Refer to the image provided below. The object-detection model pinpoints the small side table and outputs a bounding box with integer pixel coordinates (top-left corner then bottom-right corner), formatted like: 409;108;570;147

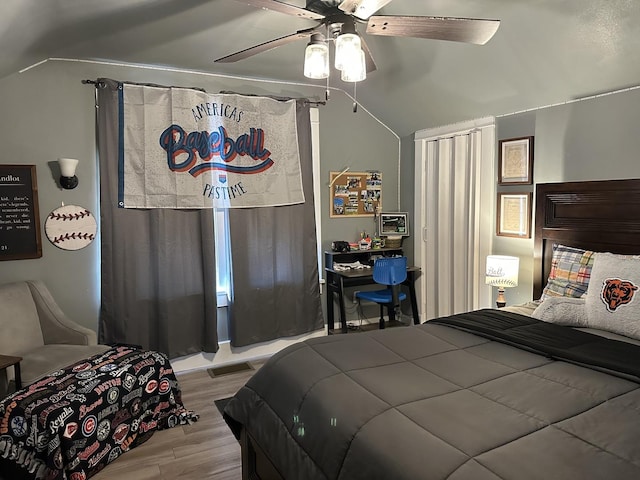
0;354;23;390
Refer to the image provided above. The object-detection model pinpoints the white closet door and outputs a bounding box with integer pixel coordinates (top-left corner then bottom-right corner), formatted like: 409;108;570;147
414;119;495;321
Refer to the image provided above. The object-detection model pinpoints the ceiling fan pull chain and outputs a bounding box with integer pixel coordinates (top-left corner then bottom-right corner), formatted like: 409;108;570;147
353;82;358;113
324;23;331;103
326;75;330;102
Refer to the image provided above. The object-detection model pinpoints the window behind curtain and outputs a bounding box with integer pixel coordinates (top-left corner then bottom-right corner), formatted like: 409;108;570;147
215;208;230;307
214;107;321;308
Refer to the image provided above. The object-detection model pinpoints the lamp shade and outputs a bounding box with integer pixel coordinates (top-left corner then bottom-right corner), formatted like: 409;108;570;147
334;32;361;71
58;157;79;189
485;255;519;288
303;34;329;79
58;158;78;177
340;49;366;82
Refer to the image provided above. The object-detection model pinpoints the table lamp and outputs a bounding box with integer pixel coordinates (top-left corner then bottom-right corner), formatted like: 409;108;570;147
485;255;519;308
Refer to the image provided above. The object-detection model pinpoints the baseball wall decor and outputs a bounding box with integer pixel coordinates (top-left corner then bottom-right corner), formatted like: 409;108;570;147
45;204;97;251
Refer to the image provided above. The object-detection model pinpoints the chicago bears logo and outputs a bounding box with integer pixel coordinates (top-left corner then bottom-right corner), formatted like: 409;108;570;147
601;278;638;312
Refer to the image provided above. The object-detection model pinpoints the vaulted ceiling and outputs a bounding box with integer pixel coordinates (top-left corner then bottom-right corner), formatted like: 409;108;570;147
4;0;640;136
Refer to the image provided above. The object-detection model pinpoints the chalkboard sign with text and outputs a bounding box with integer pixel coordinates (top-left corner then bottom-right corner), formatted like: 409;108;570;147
0;164;42;260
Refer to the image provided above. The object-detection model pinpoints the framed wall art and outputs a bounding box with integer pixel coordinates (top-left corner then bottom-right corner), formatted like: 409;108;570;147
45;204;97;251
497;192;532;238
379;212;409;237
0;164;42;260
330;170;382;217
498;136;534;185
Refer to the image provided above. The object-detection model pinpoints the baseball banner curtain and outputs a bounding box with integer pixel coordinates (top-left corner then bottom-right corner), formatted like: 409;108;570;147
119;83;305;209
97;78;218;359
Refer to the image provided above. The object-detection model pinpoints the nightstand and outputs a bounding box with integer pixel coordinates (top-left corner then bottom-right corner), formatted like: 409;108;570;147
0;354;23;390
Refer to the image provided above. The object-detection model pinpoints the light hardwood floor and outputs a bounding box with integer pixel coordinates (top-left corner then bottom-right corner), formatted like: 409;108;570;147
92;362;262;480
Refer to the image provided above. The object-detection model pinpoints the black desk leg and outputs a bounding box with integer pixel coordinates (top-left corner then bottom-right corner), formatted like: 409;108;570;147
325;271;347;333
326;275;335;331
338;277;347;333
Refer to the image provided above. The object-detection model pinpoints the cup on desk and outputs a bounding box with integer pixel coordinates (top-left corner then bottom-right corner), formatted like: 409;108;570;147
373;237;384;249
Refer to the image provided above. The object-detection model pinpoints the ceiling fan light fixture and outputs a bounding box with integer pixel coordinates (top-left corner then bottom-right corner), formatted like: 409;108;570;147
304;34;329;79
334;32;361;71
340;48;366;82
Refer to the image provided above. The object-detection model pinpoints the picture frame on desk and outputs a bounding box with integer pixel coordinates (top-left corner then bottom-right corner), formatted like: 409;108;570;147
379;212;409;237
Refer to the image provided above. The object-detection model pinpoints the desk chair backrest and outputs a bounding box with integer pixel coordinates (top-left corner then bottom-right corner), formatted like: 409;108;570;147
372;256;407;286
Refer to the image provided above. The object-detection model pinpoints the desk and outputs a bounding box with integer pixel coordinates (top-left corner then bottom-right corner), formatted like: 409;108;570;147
325;264;420;334
0;354;22;390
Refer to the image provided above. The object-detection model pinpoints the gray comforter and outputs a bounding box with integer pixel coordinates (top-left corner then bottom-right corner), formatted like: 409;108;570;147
224;309;640;479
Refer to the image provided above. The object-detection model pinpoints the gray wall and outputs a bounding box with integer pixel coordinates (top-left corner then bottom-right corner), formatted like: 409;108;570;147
318;100;401;250
0;60;401;334
3;58;639;335
495;89;640;304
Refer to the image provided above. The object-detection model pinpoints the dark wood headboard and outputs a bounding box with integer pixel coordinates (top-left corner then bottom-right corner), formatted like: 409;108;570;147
534;178;640;299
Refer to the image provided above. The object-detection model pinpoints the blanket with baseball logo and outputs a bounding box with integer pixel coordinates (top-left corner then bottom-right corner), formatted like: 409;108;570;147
0;346;198;480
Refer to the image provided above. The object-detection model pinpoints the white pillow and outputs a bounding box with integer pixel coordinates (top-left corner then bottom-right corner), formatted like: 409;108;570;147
532;297;587;327
584;252;640;339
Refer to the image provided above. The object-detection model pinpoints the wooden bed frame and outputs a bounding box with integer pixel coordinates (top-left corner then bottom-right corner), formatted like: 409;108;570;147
240;178;640;480
534;178;640;299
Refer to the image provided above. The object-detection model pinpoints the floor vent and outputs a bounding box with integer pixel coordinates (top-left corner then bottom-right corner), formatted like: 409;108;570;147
207;362;254;378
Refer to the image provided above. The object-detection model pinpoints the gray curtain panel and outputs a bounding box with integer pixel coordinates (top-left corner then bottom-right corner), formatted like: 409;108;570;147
228;99;324;347
96;78;218;358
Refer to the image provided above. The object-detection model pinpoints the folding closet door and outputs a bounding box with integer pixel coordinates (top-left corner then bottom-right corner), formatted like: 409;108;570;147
414;120;496;320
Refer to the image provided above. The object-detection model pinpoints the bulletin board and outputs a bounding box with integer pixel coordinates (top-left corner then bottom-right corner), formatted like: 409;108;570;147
0;164;42;260
330;170;382;217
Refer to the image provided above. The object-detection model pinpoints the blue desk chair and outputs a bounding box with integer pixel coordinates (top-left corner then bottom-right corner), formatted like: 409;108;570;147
356;256;408;329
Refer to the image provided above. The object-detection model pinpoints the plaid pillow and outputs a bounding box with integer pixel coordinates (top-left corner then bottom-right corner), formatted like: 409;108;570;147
540;244;595;300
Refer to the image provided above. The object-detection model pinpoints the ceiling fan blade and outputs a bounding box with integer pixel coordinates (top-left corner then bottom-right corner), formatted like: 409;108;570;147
359;37;377;73
215;26;321;63
338;0;394;20
232;0;324;20
367;16;500;45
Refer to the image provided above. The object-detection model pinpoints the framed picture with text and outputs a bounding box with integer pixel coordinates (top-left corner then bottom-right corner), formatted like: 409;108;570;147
497;192;532;238
0;164;42;260
498;136;534;185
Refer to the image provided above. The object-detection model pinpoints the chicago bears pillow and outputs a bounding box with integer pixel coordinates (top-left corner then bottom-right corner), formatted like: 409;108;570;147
584;252;640;339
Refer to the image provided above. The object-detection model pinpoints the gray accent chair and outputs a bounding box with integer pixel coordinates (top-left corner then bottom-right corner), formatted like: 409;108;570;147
0;280;110;396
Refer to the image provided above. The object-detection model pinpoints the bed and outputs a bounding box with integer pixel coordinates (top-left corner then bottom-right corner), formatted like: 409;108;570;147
223;178;640;480
0;345;198;480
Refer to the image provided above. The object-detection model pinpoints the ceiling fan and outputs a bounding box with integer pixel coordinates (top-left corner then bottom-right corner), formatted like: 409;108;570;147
214;0;500;74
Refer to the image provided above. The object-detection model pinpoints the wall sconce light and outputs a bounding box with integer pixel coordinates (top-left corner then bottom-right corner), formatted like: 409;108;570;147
58;158;79;190
485;255;519;307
